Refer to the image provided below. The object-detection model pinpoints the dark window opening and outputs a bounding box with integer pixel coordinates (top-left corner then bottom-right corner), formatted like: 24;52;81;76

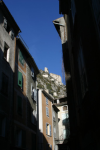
4;43;9;60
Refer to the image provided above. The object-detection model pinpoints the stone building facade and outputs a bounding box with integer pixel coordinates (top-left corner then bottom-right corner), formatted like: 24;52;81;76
0;1;20;149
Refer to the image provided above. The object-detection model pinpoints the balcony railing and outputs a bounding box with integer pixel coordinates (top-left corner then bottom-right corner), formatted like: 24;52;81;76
17;34;29;51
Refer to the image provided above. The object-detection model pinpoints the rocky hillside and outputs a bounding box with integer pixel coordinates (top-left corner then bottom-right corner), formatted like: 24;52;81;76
37;68;66;99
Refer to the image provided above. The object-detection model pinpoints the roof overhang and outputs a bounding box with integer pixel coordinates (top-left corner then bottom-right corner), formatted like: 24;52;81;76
53;17;65;38
42;90;54;101
0;0;21;35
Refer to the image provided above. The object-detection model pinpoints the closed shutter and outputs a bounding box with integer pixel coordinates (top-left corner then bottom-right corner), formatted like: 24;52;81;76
18;71;22;88
46;123;47;135
19;50;24;65
34;89;37;101
50;125;51;136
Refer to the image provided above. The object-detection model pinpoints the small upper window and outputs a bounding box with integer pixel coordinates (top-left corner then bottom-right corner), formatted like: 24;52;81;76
63;106;68;111
3;17;10;33
62;105;68;111
31;67;34;78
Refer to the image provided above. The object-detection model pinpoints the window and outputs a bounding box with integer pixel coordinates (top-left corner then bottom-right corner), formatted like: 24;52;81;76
46;107;49;117
46;97;48;105
62;105;68;111
78;44;88;98
17;96;22;116
62;113;69;125
19;50;24;66
15;128;26;148
31;67;34;78
0;116;6;137
1;73;8;95
18;71;22;89
31;84;37;102
46;123;51;136
3;17;7;29
54;128;56;138
4;42;9;62
63;129;66;140
31;110;36;125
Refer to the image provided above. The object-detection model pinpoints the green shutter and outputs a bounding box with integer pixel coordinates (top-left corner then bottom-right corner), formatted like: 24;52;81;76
18;71;22;88
19;50;24;65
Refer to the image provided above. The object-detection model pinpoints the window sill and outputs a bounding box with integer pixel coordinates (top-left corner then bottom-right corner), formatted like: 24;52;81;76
46;115;49;118
46;135;51;137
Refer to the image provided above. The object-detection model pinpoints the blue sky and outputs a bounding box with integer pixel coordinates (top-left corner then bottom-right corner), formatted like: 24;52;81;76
3;0;65;84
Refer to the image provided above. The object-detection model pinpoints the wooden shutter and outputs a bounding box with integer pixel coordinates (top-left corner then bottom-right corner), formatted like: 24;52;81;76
19;50;24;65
18;71;22;88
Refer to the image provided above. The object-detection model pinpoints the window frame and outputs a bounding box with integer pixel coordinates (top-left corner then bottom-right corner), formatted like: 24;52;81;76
46;107;49;117
62;105;68;112
46;97;48;105
46;123;51;136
